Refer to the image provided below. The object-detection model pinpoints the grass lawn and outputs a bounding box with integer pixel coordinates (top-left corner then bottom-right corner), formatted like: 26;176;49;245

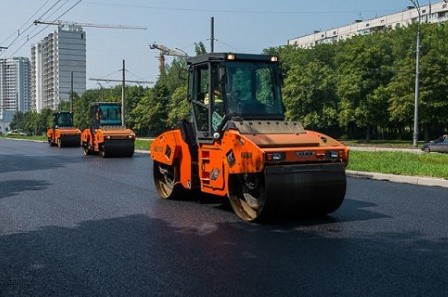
135;138;152;151
0;134;47;141
348;151;448;179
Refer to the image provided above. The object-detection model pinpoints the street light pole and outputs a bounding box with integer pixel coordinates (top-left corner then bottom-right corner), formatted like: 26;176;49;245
410;0;421;148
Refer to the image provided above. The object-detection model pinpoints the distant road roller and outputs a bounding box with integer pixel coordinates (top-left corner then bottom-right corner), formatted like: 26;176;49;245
150;53;349;221
81;102;135;157
47;111;81;147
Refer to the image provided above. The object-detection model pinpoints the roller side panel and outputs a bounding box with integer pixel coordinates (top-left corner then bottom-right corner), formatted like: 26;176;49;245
151;129;195;190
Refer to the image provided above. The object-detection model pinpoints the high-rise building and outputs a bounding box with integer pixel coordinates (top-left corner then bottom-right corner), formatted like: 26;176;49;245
288;1;448;48
31;25;86;111
0;57;31;131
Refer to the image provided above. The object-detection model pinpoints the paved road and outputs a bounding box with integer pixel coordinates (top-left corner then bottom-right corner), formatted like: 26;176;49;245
1;138;448;297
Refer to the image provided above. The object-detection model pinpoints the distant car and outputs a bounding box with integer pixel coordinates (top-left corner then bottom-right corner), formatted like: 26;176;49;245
422;136;448;153
5;129;27;136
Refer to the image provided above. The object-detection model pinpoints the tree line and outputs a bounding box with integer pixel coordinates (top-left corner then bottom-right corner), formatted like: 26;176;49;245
10;23;448;141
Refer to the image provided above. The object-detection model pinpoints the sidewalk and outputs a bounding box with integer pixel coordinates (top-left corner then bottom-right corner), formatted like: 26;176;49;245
348;146;423;154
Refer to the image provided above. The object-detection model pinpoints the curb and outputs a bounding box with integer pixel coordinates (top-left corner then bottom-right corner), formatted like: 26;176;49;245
347;170;448;189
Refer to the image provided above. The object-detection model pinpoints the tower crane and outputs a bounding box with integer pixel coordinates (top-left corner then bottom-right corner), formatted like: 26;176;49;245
34;20;147;30
149;43;188;74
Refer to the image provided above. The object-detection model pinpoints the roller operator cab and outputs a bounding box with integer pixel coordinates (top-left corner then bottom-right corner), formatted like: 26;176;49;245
150;53;349;221
81;102;135;157
47;111;81;147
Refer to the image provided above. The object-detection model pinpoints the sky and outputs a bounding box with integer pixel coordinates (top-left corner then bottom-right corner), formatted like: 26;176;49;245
0;0;431;89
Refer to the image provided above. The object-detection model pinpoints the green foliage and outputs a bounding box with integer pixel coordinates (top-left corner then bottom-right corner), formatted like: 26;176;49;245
277;22;448;140
283;61;338;129
194;42;207;55
166;85;190;128
9;109;53;136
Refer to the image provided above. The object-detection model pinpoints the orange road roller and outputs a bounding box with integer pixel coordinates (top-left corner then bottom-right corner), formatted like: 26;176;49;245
150;53;349;221
47;111;81;147
81;102;135;157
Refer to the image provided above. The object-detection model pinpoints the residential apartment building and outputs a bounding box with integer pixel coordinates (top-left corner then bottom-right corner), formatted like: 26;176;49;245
0;57;30;132
288;1;448;48
31;25;86;111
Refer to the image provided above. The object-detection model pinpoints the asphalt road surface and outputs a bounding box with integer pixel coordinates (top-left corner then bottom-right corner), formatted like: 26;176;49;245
1;138;447;297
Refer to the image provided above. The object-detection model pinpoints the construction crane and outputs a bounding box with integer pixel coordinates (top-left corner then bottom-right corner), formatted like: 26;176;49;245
34;20;147;30
149;43;188;74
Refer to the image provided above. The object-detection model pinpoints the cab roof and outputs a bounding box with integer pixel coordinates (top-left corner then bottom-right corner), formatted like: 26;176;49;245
186;53;278;65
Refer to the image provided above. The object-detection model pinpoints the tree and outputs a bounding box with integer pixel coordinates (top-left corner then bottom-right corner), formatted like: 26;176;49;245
166;85;190;128
283;61;338;131
418;23;448;140
335;34;393;140
194;42;207;55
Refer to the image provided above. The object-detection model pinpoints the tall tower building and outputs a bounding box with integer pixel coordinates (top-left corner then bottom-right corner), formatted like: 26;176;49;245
31;25;86;111
0;57;31;131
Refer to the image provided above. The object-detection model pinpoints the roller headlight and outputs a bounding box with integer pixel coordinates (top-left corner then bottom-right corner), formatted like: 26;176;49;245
266;152;285;162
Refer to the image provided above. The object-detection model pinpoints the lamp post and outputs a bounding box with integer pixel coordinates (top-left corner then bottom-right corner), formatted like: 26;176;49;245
410;0;421;148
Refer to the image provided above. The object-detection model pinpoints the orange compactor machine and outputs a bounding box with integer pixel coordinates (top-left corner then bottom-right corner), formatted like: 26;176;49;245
150;53;349;221
47;111;81;147
81;102;135;157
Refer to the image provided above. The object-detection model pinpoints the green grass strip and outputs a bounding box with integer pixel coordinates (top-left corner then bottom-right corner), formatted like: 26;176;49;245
348;151;448;179
135;138;152;151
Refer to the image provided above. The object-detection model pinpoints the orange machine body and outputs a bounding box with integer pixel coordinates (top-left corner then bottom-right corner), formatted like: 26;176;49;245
81;102;135;157
47;111;80;147
150;121;349;198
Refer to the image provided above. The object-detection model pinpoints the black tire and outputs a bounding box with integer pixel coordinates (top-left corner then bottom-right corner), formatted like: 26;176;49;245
153;161;183;199
82;142;92;156
423;146;430;153
228;173;267;222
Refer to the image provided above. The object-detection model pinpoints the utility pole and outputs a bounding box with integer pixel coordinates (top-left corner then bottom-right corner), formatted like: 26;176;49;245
122;60;125;126
410;0;421;148
210;17;215;53
70;71;74;113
